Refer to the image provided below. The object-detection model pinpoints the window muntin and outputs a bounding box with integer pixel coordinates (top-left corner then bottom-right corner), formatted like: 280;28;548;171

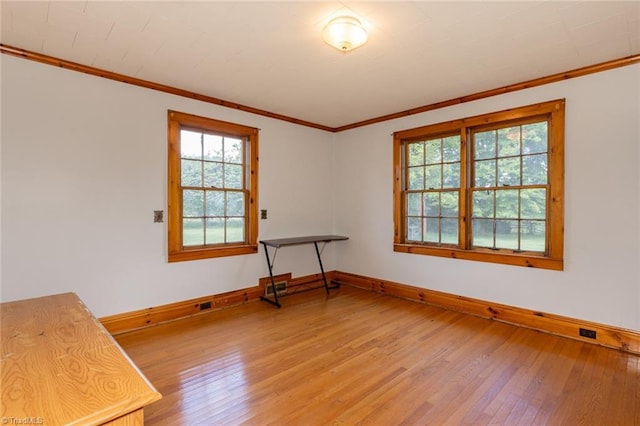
168;111;258;262
393;100;564;270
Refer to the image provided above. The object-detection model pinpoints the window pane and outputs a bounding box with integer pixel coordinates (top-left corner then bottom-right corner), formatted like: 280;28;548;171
495;190;518;218
205;218;224;244
472;218;494;248
473;190;494;218
441;218;458;244
521;189;546;219
441;192;458;217
424;192;439;217
497;157;520;186
204;162;223;188
407;217;422;241
442;136;460;162
203;134;223;161
408;166;424;190
227;192;244;217
442;163;460;188
407;193;422;216
224;137;243;164
424;217;439;243
522;154;547;185
425;165;441;189
522;122;547;154
226;218;244;242
181;130;202;159
475;131;496;159
408;142;424;166
495;220;518;249
424;140;442;164
183;190;204;217
183;218;204;246
521;221;546;252
475;160;496;187
497;126;521;157
225;164;243;189
181;159;202;187
205;190;224;217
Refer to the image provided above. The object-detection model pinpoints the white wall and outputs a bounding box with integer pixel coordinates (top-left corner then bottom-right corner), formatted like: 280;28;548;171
333;64;640;331
2;55;639;331
0;55;337;317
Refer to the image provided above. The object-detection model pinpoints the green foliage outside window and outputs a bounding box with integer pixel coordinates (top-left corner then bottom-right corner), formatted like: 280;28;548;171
179;129;245;246
394;99;564;270
404;120;549;253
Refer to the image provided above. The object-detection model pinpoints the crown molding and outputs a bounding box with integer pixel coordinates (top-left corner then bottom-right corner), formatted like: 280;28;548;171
0;44;334;132
333;54;640;132
2;44;639;133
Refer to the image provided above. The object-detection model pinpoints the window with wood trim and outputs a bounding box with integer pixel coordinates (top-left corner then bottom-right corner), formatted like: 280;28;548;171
393;99;565;270
168;111;258;262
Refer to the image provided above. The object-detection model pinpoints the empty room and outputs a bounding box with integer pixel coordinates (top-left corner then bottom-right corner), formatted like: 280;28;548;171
1;1;639;425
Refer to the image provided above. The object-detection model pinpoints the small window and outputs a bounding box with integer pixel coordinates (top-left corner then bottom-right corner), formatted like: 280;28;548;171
168;111;258;262
393;100;564;270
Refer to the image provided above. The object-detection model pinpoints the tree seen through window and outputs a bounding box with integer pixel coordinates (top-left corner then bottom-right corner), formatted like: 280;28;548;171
393;100;565;270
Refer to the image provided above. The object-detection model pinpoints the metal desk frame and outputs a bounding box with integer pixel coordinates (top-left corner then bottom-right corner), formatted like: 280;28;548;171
259;235;348;308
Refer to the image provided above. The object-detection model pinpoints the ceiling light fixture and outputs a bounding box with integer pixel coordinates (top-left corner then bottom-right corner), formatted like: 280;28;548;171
322;16;368;52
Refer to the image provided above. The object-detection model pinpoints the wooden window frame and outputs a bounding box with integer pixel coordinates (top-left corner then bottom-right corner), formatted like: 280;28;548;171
393;99;565;270
168;111;258;262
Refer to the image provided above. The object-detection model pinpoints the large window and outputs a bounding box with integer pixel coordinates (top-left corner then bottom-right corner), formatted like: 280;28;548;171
168;111;258;262
393;100;564;270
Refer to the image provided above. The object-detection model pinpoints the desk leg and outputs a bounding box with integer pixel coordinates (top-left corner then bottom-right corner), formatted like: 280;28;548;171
313;242;339;295
260;243;281;308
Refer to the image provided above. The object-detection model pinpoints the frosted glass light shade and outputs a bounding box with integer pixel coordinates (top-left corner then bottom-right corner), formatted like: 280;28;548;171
322;16;368;52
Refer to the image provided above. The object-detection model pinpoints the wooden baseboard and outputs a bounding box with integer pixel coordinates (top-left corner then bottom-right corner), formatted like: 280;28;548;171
102;269;639;355
100;271;335;335
333;271;640;355
100;286;262;335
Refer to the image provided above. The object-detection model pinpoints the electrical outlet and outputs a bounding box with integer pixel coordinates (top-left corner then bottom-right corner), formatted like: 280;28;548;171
153;210;164;223
579;328;596;339
261;209;267;219
199;301;212;310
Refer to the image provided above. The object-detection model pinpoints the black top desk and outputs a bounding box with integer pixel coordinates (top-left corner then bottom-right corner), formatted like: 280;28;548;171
259;235;348;307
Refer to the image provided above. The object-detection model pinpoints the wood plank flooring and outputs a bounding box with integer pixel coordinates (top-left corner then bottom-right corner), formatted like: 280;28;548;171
116;285;640;425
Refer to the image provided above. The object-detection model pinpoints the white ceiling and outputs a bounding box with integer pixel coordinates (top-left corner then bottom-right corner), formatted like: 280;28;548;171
2;1;639;129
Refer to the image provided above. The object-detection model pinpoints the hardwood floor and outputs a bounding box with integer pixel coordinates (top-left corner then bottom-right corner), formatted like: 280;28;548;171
116;285;640;425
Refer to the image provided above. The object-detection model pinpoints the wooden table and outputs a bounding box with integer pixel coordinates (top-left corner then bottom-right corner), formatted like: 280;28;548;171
1;293;161;425
259;235;348;308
